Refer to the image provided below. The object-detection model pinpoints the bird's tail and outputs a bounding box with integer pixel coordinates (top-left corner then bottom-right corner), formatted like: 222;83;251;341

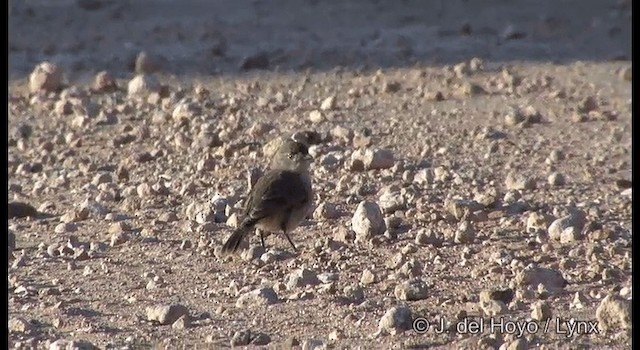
221;226;250;254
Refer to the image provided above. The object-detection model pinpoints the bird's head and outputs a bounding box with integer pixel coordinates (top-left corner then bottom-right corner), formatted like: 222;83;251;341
270;139;313;171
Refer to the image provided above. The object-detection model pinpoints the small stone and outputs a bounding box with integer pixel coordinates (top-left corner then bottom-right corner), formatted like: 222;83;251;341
301;339;326;350
230;330;251;346
383;81;402;93
548;172;566;186
578;96;598;113
55;222;77;233
445;198;483;220
109;221;131;234
505;171;536;190
343;284;365;302
49;339;97;350
515;266;567;291
127;74;160;97
172;99;201;121
385;216;402;231
251;332;271;345
320;96;336;111
171;315;191;330
330;125;354;142
284;337;300;348
394;279;428;301
560;226;581;244
328;329;343;341
241;246;266;262
308;110;324;123
549;150;565;162
351;201;386;241
29;61;63;93
8;317;33;333
459;81;485;96
93;71;117;92
110;231;129;246
361;269;377;285
570;292;588;309
92;172;113;185
596;294;631;332
424;90;445;101
454;221;476;244
548;213;586;241
247;121;272;138
378;188;406;214
286;268;320;289
351;148;395;170
146;304;189;325
414;229;442;246
530;301;552;321
377;306;413;335
236;288;279;308
313;202;340;220
479;300;507;316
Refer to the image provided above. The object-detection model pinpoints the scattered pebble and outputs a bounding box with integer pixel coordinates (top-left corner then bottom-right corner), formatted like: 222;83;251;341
8;316;33;333
394;279;428;301
596;294;631;332
530;301;552;320
350;148;395;170
361;269;377;285
515;266;567;291
236;287;279;308
286;268;320;289
377;306;413;335
320;96;337;111
548;172;566;186
505;171;536;190
29;61;63;93
127;74;160;97
548;212;586;241
146;304;189;325
351;201;386;242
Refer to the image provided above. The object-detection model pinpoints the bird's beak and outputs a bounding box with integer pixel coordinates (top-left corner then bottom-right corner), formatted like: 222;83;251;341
303;154;313;161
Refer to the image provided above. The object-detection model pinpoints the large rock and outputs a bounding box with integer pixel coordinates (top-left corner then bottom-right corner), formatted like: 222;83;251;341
146;304;189;325
236;287;279;308
351;201;386;241
596;294;631;332
29;62;63;93
515;266;567;291
350;148;395;171
377;306;413;335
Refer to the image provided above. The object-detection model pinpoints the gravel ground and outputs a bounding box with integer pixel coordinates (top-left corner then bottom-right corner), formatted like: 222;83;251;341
8;0;631;349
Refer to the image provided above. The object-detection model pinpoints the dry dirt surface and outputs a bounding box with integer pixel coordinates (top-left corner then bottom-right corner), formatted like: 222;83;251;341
8;0;632;349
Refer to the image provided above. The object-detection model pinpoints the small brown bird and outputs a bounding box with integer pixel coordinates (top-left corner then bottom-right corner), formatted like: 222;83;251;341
221;139;314;254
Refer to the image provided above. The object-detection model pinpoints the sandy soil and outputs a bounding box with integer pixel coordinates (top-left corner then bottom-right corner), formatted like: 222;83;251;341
8;0;631;349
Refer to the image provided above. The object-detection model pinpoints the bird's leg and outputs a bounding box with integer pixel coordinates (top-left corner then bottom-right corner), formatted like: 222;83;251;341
259;229;266;248
282;230;297;252
280;220;298;252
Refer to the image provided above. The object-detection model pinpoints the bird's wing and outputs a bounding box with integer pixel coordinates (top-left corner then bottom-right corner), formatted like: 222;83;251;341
243;170;310;223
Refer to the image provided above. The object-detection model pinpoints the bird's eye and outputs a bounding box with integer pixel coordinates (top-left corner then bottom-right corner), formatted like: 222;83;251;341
288;153;295;159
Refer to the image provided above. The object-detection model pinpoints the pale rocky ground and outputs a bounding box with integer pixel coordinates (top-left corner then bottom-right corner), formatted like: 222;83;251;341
8;0;632;349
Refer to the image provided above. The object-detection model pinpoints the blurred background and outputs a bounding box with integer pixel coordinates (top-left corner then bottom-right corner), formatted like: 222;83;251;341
9;0;631;81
